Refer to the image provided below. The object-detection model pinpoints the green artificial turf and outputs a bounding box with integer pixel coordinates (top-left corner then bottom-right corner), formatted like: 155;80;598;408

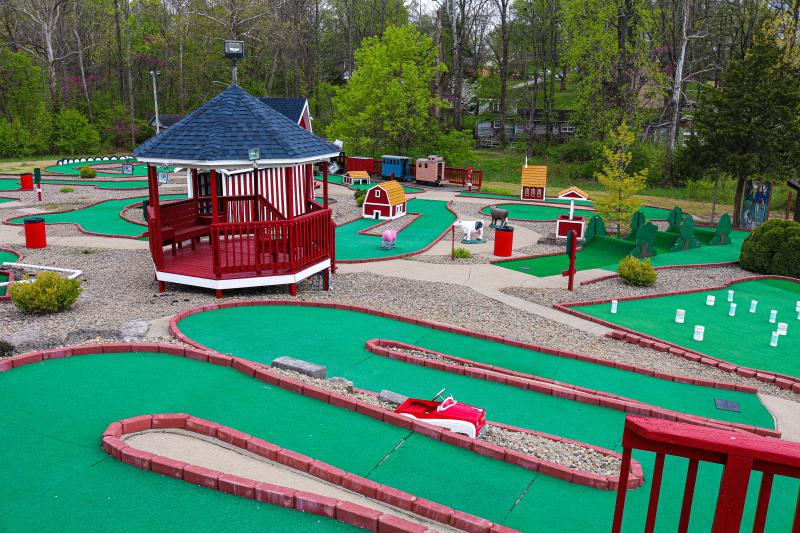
0;178;21;191
1;176;149;190
175;304;795;531
459;191;593;206
496;229;749;277
0;249;20;296
480;202;593;221
0;197;12;203
45;159;173;178
7;195;185;237
317;174;423;194
576;278;800;379
335;198;456;260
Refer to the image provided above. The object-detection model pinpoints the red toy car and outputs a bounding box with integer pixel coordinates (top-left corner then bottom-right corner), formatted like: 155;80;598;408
395;389;487;439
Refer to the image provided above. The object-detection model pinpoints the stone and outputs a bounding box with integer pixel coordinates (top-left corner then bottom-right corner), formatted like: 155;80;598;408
379;390;408;406
118;320;150;342
3;330;61;354
271;356;326;379
327;377;353;392
65;328;119;344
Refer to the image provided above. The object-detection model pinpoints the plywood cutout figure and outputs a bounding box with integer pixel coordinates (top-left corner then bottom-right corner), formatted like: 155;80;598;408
671;215;701;251
625;210;647;241
584;215;606;244
710;213;732;245
666;206;684;233
631;222;659;258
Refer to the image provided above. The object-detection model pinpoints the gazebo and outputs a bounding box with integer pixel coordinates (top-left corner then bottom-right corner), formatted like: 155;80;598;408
134;85;338;297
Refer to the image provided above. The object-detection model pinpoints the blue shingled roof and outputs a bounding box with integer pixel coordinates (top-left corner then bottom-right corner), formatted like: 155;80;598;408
258;97;308;124
134;86;338;164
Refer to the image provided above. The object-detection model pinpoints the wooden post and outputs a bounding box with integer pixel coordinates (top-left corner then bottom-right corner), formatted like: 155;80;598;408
306;163;313;204
286;166;295;219
711;454;753;532
210;169;219;224
787;190;793;220
451;225;455;260
322;161;329;209
562;230;577;291
611;446;633;533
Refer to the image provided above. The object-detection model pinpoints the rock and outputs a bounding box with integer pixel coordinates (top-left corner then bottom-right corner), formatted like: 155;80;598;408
119;320;150;342
65;328;118;344
327;377;353;392
271;356;326;379
2;330;61;354
379;390;408;405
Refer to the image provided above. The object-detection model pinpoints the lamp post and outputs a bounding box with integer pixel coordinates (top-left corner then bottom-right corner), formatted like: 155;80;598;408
224;40;245;86
149;70;161;134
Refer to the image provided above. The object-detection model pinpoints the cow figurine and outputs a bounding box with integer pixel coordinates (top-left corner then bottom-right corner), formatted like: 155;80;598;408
382;229;398;249
489;207;508;228
453;220;484;241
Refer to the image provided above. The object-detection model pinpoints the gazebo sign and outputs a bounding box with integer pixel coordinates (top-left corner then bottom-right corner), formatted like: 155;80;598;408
157;171;169;184
122;163;134;175
248;147;260;161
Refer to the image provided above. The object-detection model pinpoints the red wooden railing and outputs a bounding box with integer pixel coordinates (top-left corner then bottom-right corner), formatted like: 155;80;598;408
612;415;800;533
210;208;332;276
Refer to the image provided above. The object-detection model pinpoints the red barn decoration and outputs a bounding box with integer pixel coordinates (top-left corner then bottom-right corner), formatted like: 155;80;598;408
134;85;340;298
343;170;371;185
362;181;407;220
521;165;547;200
558;186;590;201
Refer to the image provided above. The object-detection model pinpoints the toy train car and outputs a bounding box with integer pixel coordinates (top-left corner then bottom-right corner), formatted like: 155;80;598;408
380;155;414;182
345;156;375;174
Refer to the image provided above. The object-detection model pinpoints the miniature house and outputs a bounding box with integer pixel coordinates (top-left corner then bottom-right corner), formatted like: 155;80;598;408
415;155;445;185
134;85;340;298
557;186;589;201
521;165;547;200
363;181;407;220
343;170;371;185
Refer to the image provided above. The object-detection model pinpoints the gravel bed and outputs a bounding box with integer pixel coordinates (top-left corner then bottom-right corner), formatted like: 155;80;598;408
483;425;621;476
409;253;492;265
271;365;620;476
360;214;421;235
387;346;474;367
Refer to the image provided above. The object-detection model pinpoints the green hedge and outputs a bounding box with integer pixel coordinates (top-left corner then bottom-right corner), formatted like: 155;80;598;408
739;219;800;278
617;256;657;286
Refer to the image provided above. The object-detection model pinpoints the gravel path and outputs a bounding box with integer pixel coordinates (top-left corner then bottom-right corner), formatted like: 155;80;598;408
360;214;421;236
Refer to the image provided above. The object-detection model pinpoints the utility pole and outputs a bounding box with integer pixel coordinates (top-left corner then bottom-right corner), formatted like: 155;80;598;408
149;70;161;134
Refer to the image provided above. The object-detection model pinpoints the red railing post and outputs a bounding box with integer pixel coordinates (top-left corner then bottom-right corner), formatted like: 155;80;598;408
712;455;754;532
677;458;699;533
644;452;666;533
611;445;633;533
752;473;775;533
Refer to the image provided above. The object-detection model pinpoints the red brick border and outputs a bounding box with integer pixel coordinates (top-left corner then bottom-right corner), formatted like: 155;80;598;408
364;339;772;438
357;213;422;237
336;199;459;264
103;413;511;532
556;275;800;394
0;247;23;303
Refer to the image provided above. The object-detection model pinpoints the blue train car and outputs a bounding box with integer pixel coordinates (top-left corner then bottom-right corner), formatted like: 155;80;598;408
380;155;413;181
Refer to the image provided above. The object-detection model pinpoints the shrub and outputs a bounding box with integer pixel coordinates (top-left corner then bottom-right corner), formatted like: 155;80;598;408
452;247;473;259
59;186;75;193
53;108;100;154
740;219;800;278
617;256;657;286
354;189;367;207
9;271;82;313
79;166;97;179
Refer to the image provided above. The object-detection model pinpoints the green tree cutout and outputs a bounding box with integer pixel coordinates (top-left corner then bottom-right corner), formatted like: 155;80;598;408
326;25;446;157
593;123;648;237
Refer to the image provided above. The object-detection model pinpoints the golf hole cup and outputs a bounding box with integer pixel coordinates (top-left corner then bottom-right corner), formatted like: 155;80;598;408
706;295;716;306
769;309;778;324
750;300;758;313
675;309;686;323
729;303;737;317
694;325;705;342
778;322;788;336
727;290;734;302
611;300;618;314
770;331;779;347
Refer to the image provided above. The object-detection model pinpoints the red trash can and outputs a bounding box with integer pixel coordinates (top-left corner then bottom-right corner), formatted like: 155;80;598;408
494;226;514;257
24;217;47;249
19;173;34;190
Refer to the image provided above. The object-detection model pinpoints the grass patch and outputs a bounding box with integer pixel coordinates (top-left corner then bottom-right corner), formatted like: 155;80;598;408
453;247;473;259
59;187;75;193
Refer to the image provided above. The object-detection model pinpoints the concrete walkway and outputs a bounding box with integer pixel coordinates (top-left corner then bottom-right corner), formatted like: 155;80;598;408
0;219;149;250
759;394;800;442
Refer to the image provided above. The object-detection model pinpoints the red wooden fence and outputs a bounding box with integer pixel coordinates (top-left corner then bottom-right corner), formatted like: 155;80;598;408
612;415;800;533
211;208;332;276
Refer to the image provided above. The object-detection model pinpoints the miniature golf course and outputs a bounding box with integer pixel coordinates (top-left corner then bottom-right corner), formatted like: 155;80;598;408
0;249;20;296
496;229;749;278
317;175;423;194
171;304;796;531
460;191;593;206
6;195;185;238
0;177;149;190
45;159;173;178
480;202;672;222
572;278;800;379
335;199;455;261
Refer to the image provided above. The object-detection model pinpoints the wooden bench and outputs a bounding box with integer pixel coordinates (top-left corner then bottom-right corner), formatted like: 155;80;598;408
159;199;211;254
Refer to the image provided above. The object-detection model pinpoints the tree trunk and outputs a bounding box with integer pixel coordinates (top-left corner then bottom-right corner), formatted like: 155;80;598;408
663;0;691;186
526;70;539;155
733;176;747;227
124;0;135;147
496;0;510;147
113;0;125;104
451;0;463;130
73;5;93;121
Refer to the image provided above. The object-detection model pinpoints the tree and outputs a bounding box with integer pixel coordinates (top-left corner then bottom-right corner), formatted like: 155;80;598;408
685;37;800;225
327;25;446;156
594;123;648;236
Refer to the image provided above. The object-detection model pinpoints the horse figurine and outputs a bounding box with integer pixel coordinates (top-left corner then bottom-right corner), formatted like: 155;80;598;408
382;229;398;249
453;219;484;241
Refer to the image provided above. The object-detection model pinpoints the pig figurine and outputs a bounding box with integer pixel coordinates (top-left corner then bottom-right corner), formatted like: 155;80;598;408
382;229;398;249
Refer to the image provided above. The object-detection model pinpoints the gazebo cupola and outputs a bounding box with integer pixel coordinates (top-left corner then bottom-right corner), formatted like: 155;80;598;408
134;85;339;297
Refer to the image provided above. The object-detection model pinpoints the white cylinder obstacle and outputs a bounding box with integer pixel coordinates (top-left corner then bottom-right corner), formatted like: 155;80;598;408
706;295;716;306
610;300;618;314
727;290;734;302
693;325;705;341
770;331;779;347
750;300;758;313
729;303;737;317
777;322;788;336
675;309;685;323
769;309;778;323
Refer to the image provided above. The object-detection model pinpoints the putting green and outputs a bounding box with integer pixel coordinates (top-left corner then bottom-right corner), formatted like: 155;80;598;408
317;175;423;194
335;198;455;261
1;177;148;190
496;229;749;277
575;278;800;379
460;191;593;206
45;158;173;178
480;202;672;222
174;304;795;531
7;195;184;238
0;197;12;203
0;249;19;296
